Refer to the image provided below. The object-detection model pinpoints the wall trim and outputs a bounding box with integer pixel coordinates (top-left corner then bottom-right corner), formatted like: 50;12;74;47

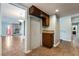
53;41;60;47
61;39;71;42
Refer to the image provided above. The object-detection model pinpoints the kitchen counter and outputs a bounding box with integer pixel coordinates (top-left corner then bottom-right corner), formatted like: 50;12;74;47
43;30;54;33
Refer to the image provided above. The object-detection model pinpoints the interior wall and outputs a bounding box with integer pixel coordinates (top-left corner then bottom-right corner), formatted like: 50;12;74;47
60;16;72;41
54;15;60;47
0;3;2;56
49;15;60;47
0;4;1;36
42;15;55;30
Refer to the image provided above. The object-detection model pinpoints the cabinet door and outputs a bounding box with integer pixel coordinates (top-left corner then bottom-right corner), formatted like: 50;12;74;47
50;33;54;46
42;16;49;26
42;33;53;48
46;16;49;26
42;17;46;26
29;6;41;18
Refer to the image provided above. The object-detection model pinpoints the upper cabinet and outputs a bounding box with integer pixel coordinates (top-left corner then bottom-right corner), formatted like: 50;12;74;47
42;14;49;26
29;5;41;18
29;5;50;26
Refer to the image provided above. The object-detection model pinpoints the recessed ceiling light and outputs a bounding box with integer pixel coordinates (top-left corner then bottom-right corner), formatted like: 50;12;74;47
55;9;59;12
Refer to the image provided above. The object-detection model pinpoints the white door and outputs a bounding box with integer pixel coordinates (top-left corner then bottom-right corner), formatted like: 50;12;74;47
30;17;41;49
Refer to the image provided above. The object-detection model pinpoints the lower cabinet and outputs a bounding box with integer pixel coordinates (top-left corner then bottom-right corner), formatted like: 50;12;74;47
42;33;54;48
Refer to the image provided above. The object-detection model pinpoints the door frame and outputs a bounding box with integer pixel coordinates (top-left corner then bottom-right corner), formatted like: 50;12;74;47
9;3;28;53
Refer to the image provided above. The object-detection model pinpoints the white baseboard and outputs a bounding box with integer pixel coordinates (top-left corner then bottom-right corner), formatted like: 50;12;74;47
25;50;32;54
53;41;60;47
61;39;71;42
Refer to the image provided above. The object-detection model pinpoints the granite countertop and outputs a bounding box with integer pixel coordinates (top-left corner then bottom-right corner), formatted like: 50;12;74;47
43;30;54;33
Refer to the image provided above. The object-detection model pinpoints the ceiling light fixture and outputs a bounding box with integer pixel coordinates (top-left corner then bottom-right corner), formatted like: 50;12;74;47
55;9;59;12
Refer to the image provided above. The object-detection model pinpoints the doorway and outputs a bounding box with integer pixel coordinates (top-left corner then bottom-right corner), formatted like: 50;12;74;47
71;16;79;47
1;4;26;56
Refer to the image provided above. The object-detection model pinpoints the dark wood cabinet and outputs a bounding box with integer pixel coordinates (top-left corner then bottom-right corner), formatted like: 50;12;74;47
29;5;50;26
42;16;49;26
29;5;42;18
42;33;54;48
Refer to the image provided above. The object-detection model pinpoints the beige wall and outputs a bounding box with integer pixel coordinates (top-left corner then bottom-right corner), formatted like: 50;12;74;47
54;15;60;47
42;15;55;30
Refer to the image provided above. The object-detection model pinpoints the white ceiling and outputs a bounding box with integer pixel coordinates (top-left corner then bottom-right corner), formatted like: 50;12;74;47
22;3;79;17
